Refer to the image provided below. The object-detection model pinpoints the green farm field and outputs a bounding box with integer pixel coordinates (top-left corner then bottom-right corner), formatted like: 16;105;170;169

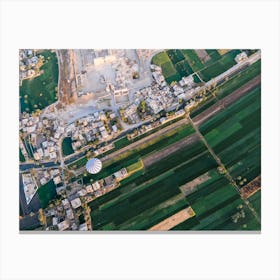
152;49;244;84
82;123;195;183
62;137;74;156
198;50;241;81
189;60;261;118
37;179;57;209
20;50;59;114
87;80;261;230
89;140;217;230
201;86;261;183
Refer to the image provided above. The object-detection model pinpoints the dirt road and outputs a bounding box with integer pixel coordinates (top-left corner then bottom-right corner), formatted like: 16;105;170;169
101;118;189;164
143;133;199;167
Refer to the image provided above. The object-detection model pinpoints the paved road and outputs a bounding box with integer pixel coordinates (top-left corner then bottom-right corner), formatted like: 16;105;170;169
20;161;60;172
193;74;261;126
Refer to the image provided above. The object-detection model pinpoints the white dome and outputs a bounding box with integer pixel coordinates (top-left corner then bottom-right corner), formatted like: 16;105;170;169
86;158;102;174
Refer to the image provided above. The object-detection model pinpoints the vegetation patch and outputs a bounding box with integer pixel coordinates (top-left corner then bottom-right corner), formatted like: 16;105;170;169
20;50;59;114
62;137;74;156
37;179;57;208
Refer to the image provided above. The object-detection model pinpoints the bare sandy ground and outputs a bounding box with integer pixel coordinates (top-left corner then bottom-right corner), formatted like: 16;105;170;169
195;49;211;63
179;172;210;196
149;206;195;231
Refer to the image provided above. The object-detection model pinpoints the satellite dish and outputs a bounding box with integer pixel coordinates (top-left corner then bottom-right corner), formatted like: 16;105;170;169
86;158;102;174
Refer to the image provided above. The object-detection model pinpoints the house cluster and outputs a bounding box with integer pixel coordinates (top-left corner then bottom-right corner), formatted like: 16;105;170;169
128;109;185;140
65;110;120;152
83;168;128;199
37;168;62;188
19;49;43;84
43;179;89;231
150;64;167;87
136;83;178;114
113;52;139;87
43;167;128;231
121;64;200;125
235;51;248;63
44;195;87;231
20;113;65;162
121;103;141;124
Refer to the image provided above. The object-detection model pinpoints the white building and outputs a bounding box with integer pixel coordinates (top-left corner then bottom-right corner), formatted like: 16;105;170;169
70;197;82;209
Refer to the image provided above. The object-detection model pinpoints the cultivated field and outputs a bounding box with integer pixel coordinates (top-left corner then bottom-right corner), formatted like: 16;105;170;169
86;70;261;230
152;49;242;84
87;50;261;231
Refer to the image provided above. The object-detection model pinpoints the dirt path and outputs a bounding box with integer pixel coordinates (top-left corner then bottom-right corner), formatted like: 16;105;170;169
179;172;210;196
56;49;78;104
143;133;199;167
193;74;261;126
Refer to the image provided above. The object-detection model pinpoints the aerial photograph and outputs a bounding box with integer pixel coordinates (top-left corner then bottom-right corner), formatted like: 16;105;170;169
19;49;261;231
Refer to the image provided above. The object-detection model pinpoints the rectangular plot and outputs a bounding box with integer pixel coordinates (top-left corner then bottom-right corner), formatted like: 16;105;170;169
149;207;195;231
191;183;238;218
170;216;200;230
191;196;242;230
174;60;194;77
194;49;211;64
199;50;240;81
206;122;242;147
161;60;177;77
199;86;260;134
218;127;260;167
166;49;185;64
182;50;205;72
151;51;170;66
118;194;188;230
205;49;221;62
179;172;211;195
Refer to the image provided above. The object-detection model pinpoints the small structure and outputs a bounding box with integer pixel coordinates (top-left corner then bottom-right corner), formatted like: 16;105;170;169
70;197;82;209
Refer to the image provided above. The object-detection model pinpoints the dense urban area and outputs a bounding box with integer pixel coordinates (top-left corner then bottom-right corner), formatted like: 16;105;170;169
19;49;261;231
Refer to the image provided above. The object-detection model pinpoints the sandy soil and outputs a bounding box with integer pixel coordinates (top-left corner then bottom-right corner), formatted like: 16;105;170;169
179;172;210;195
149;206;195;231
195;49;211;63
